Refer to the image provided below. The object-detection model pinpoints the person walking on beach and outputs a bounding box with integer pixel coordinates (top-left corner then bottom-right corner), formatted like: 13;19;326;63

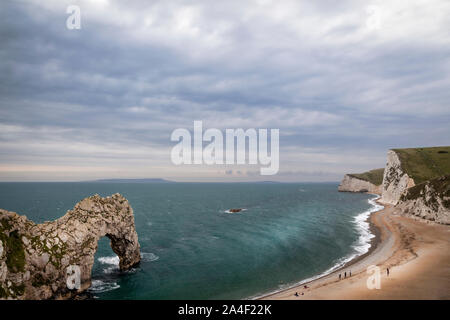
344;272;346;278
387;268;390;276
339;274;341;280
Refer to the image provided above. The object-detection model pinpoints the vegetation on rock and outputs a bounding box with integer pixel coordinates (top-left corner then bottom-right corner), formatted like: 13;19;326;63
393;146;450;184
400;175;450;209
0;194;141;300
348;168;385;186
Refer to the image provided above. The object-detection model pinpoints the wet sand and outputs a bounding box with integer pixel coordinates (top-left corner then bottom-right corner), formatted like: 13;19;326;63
259;204;450;300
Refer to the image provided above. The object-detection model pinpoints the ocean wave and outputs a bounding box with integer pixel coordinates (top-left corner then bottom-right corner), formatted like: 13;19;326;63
98;256;119;265
141;252;159;262
250;195;384;299
88;279;120;293
98;252;158;274
352;196;384;255
98;256;120;274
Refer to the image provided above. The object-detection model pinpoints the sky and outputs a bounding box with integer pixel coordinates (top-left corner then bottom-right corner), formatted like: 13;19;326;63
0;0;449;182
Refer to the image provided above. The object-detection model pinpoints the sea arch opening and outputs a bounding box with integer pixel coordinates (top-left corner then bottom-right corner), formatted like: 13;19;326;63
89;235;122;294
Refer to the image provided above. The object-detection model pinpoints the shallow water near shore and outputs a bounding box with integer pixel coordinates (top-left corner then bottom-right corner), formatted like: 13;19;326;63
0;182;377;299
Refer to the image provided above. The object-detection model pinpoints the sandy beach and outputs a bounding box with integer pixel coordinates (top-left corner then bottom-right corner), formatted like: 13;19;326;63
260;204;450;300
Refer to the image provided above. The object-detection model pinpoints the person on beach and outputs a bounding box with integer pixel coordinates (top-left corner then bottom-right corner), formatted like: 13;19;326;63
294;292;299;297
349;271;351;277
339;274;341;280
344;272;346;278
387;268;390;276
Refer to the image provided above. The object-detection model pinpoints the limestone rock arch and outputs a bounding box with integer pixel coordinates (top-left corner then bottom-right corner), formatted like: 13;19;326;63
0;194;141;299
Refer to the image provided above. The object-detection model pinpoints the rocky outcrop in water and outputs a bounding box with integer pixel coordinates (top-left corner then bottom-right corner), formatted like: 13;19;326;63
338;174;382;194
0;194;140;299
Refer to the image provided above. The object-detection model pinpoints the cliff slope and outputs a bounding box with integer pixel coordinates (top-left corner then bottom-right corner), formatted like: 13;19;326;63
0;194;140;300
395;175;450;224
381;147;450;205
338;168;384;194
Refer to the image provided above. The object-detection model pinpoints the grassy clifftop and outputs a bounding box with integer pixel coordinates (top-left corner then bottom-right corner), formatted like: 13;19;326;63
393;146;450;184
348;168;385;185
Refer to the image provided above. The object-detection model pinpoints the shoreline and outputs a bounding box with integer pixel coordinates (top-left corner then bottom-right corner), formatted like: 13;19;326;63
258;198;450;300
252;195;384;299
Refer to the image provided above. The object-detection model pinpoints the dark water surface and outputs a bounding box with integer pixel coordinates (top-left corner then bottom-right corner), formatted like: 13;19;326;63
0;182;377;299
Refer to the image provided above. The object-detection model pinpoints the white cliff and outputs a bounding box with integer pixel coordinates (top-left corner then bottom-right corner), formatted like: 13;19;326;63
380;150;415;205
395;176;450;225
338;175;381;194
340;147;449;224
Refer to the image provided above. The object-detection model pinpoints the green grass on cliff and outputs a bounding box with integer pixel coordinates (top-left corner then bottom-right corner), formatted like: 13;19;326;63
401;175;450;209
393;146;450;184
0;219;25;274
348;168;385;185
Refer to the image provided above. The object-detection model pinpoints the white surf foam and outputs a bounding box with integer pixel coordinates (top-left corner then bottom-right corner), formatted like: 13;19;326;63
98;256;119;274
352;196;384;255
98;252;158;274
141;252;159;262
89;279;120;293
97;252;159;274
98;256;119;265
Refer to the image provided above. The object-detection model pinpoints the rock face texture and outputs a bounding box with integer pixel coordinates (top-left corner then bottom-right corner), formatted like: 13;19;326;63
339;147;449;224
0;194;140;299
395;175;450;225
380;150;415;205
338;175;382;194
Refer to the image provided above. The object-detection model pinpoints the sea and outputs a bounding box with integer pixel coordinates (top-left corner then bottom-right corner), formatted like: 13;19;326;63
0;182;382;299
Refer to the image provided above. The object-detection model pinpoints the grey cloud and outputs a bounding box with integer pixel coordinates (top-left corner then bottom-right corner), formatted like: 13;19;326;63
0;0;449;181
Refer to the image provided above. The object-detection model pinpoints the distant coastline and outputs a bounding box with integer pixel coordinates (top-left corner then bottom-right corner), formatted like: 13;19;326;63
90;178;174;183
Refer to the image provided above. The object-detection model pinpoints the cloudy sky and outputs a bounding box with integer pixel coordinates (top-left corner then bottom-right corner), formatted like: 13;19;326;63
1;0;449;182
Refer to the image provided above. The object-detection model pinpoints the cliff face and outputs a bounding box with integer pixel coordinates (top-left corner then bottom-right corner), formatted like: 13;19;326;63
340;146;450;224
380;150;415;205
0;194;140;300
338;175;381;194
395;175;450;225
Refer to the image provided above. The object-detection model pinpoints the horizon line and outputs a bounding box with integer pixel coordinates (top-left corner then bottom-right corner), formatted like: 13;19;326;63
0;179;341;184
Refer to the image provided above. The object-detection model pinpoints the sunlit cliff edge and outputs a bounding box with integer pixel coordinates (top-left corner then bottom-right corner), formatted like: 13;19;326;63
339;146;450;224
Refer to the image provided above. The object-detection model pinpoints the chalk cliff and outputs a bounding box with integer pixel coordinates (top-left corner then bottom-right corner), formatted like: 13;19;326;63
380;150;415;205
341;147;450;224
338;168;384;194
338;175;381;194
0;194;140;299
395;175;450;225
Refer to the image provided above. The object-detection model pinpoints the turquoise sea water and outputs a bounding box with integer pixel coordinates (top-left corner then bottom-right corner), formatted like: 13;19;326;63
0;182;378;299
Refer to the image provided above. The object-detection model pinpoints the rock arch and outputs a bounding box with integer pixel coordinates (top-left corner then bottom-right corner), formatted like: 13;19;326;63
0;194;140;299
